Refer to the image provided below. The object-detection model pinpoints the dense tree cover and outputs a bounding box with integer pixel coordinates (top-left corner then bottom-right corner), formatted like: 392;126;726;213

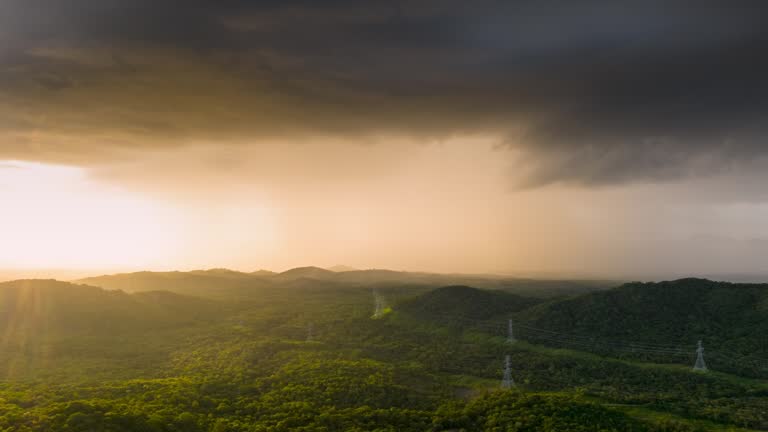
513;278;768;375
397;286;542;321
1;277;767;431
1;383;703;432
431;392;700;432
523;279;768;349
326;313;768;429
397;280;768;376
0;280;220;337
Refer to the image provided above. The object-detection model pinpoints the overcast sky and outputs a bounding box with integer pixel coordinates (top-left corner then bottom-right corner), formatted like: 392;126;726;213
2;1;768;279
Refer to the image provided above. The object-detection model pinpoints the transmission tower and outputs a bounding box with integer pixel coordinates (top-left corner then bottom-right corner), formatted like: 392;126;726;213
306;322;314;342
693;340;707;372
501;355;515;389
372;289;384;318
507;319;517;344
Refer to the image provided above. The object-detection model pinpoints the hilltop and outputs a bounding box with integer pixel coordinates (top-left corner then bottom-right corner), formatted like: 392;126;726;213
327;265;359;272
398;285;541;320
272;266;337;281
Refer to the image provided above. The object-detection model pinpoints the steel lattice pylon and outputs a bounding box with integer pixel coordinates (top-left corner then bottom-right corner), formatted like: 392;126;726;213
693;340;707;372
501;355;515;389
507;319;516;344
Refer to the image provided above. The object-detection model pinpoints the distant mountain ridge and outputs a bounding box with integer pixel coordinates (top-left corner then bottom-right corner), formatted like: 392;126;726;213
75;267;615;299
76;271;272;299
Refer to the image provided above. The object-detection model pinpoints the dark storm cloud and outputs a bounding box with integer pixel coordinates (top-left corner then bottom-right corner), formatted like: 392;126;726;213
1;0;767;185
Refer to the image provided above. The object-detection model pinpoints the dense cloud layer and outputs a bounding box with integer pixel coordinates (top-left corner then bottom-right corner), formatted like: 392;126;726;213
1;0;767;185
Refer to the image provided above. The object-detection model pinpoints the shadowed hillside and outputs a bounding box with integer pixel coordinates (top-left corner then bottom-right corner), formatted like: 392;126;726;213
522;278;768;358
397;285;542;320
0;279;218;335
0;279;223;381
394;279;768;375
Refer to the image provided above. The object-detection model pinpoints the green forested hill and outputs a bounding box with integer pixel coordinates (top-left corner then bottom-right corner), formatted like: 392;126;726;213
394;278;768;379
522;278;768;358
392;279;768;355
398;285;542;320
0;279;218;333
0;280;222;382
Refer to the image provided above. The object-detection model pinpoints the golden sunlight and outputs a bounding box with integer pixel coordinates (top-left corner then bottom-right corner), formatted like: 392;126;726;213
0;161;181;269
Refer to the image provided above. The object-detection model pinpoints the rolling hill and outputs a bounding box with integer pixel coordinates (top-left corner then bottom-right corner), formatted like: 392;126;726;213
397;285;542;320
521;278;768;357
271;266;337;281
77;267;613;300
395;278;768;371
76;270;273;298
0;279;224;381
0;279;218;335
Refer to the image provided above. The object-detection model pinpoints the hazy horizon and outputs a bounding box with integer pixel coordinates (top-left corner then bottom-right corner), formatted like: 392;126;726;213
5;264;768;286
